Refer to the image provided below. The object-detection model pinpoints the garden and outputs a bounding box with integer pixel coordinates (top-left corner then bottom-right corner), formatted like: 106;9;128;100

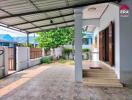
36;27;90;64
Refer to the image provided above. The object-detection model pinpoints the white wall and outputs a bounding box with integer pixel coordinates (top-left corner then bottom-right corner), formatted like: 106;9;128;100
99;3;120;79
29;58;41;67
0;47;5;78
16;47;30;71
64;45;91;49
92;27;99;61
82;19;100;27
54;47;62;58
16;47;42;71
0;47;8;78
119;0;132;85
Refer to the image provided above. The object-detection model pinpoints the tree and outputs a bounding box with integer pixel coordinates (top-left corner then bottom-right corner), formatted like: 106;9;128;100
36;27;74;50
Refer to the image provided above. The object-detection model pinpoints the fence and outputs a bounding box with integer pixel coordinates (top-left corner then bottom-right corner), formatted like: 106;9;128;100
8;47;16;70
30;48;42;59
16;47;44;71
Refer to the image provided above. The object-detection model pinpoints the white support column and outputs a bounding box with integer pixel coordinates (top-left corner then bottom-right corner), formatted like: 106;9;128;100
27;47;30;68
27;33;29;46
74;8;83;82
4;47;8;76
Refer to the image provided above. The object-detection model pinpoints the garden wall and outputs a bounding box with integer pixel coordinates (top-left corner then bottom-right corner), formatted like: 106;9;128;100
16;47;30;71
16;47;43;71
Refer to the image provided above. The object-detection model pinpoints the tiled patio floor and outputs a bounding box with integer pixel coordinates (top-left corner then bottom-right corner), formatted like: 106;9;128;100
0;62;132;100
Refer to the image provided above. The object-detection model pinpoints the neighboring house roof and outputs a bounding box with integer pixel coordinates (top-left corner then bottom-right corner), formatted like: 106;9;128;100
0;34;15;43
14;36;38;44
83;32;93;38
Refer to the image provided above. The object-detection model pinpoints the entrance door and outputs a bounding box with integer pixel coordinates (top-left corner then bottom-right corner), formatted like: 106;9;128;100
108;22;115;66
99;32;103;61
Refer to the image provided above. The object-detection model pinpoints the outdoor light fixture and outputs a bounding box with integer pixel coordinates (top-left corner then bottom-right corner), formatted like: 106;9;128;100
50;20;53;24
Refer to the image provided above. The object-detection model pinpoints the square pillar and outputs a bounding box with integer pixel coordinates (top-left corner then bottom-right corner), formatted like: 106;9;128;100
74;8;83;82
4;47;8;76
27;33;29;46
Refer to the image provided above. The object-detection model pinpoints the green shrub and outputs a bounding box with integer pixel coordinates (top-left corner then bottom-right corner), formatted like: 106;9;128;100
63;48;73;59
59;58;66;63
82;48;90;52
18;43;34;47
82;49;90;60
41;56;53;64
63;48;73;54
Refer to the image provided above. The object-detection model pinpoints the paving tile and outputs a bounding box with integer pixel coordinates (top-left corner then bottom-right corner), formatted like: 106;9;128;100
0;63;131;100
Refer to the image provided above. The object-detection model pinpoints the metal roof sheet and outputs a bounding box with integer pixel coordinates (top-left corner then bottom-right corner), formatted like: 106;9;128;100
0;0;119;33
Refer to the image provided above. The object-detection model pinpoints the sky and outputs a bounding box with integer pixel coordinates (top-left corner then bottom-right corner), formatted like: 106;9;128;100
0;26;37;37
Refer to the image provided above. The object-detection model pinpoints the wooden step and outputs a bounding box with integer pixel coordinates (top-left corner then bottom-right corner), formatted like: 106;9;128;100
84;78;120;83
83;69;115;73
83;78;123;87
83;82;123;87
83;73;117;78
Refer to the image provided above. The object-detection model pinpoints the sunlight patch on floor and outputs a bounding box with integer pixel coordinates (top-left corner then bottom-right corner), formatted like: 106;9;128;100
0;65;50;97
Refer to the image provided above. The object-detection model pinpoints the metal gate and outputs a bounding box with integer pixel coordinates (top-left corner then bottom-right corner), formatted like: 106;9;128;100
8;47;16;70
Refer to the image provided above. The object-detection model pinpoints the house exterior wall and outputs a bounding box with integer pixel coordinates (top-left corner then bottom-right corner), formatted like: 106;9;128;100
99;1;132;85
82;19;100;27
119;0;132;85
99;3;120;79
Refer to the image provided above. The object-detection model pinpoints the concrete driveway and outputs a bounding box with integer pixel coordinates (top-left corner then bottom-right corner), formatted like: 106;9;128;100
0;63;132;100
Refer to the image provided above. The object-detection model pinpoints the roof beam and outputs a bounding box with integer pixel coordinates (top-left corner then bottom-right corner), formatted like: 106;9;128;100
0;0;120;19
65;0;69;6
28;0;40;10
11;13;74;26
28;24;74;33
0;7;40;32
0;8;29;33
25;20;74;30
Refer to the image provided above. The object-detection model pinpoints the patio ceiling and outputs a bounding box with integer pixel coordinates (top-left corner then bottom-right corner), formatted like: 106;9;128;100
0;0;120;34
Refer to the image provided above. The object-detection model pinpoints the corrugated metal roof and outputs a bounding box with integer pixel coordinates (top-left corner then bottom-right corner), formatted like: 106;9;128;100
0;0;119;33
